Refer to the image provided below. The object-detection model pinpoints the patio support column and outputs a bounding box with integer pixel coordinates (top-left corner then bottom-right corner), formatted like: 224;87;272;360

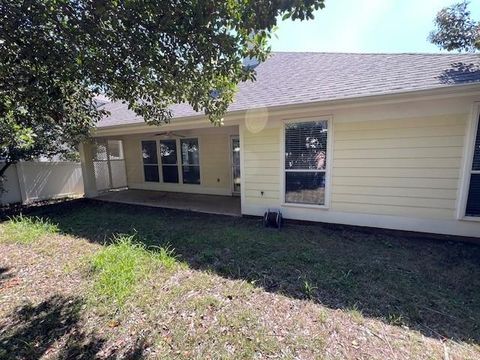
79;141;98;198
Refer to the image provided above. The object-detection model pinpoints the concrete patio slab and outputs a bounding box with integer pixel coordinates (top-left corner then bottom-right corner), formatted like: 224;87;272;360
94;189;241;216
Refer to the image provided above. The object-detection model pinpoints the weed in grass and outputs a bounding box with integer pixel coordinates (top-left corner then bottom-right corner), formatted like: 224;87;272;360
150;245;179;269
387;313;406;326
317;308;329;325
347;305;365;325
302;280;318;300
89;234;178;307
0;215;58;244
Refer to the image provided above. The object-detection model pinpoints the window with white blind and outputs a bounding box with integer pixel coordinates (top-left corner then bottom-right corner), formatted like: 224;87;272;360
181;138;200;184
284;120;328;205
160;139;179;183
141;140;159;182
466;114;480;217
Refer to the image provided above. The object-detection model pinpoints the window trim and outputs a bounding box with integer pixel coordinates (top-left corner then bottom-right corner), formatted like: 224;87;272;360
280;116;333;209
229;135;241;195
159;138;180;184
139;137;203;186
140;140;160;183
180;137;201;185
458;103;480;221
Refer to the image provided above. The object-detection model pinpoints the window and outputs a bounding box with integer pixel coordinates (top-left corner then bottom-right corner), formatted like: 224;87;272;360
107;140;124;160
93;140;108;161
466;114;480;217
160;139;179;183
141;141;159;182
285;120;328;205
181;138;200;184
107;140;127;188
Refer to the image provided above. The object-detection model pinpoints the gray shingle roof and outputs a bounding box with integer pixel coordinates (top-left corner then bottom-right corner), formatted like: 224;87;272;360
97;52;480;128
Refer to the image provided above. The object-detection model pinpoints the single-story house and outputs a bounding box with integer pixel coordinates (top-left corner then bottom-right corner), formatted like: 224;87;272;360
80;52;480;238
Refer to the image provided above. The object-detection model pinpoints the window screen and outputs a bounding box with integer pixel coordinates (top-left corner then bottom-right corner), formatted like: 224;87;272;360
107;140;124;160
466;115;480;216
93;140;108;161
285;120;328;205
160;140;179;183
141;141;159;182
181;138;200;184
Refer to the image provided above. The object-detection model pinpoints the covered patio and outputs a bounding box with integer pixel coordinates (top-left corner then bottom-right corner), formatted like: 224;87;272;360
94;189;241;216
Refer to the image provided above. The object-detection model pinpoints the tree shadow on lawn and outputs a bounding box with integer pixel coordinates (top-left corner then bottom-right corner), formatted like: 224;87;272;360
27;199;480;345
0;267;17;292
0;294;147;359
0;267;13;284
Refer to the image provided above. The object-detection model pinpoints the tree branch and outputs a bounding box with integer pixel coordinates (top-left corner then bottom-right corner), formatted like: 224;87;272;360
0;161;13;179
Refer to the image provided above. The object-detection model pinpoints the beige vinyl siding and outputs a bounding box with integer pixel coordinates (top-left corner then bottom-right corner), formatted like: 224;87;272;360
199;133;230;188
243;127;281;205
334;147;464;159
241;113;468;221
123;137;143;184
333;177;459;189
335;136;464;149
331;114;467;219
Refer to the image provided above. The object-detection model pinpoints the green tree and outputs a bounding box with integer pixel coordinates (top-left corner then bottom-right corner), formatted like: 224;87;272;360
0;0;325;179
429;1;480;52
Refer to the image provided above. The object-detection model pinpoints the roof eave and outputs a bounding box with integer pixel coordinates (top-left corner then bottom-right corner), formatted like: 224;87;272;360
92;82;480;137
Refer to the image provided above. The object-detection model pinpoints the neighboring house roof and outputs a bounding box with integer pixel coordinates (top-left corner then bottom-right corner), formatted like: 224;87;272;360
97;52;480;128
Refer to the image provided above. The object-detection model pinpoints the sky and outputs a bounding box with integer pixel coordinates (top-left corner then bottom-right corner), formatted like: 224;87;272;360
270;0;480;53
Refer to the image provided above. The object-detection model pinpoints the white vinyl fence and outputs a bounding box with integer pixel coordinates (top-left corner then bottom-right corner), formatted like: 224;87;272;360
0;161;84;205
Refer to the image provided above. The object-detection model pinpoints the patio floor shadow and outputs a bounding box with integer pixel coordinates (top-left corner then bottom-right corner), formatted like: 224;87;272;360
94;189;241;216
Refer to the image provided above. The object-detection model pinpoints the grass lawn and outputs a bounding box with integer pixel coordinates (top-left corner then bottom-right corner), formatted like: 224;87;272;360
1;199;479;359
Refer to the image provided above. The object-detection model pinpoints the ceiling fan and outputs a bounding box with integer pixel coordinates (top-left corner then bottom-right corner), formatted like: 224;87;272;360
154;131;185;138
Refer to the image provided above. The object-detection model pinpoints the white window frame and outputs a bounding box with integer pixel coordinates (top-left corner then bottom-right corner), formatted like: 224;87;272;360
281;116;333;209
230;135;241;195
159;138;181;184
457;102;480;221
140;139;160;183
180;137;201;185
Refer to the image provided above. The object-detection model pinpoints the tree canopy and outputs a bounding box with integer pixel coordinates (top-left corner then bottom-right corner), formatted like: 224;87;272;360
0;0;325;177
429;1;479;52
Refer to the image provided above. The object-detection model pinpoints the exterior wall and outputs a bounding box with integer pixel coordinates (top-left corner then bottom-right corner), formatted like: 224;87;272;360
244;127;281;206
331;114;464;219
241;95;480;237
1;161;84;205
119;126;238;196
200;133;231;190
123;137;143;184
89;88;480;238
